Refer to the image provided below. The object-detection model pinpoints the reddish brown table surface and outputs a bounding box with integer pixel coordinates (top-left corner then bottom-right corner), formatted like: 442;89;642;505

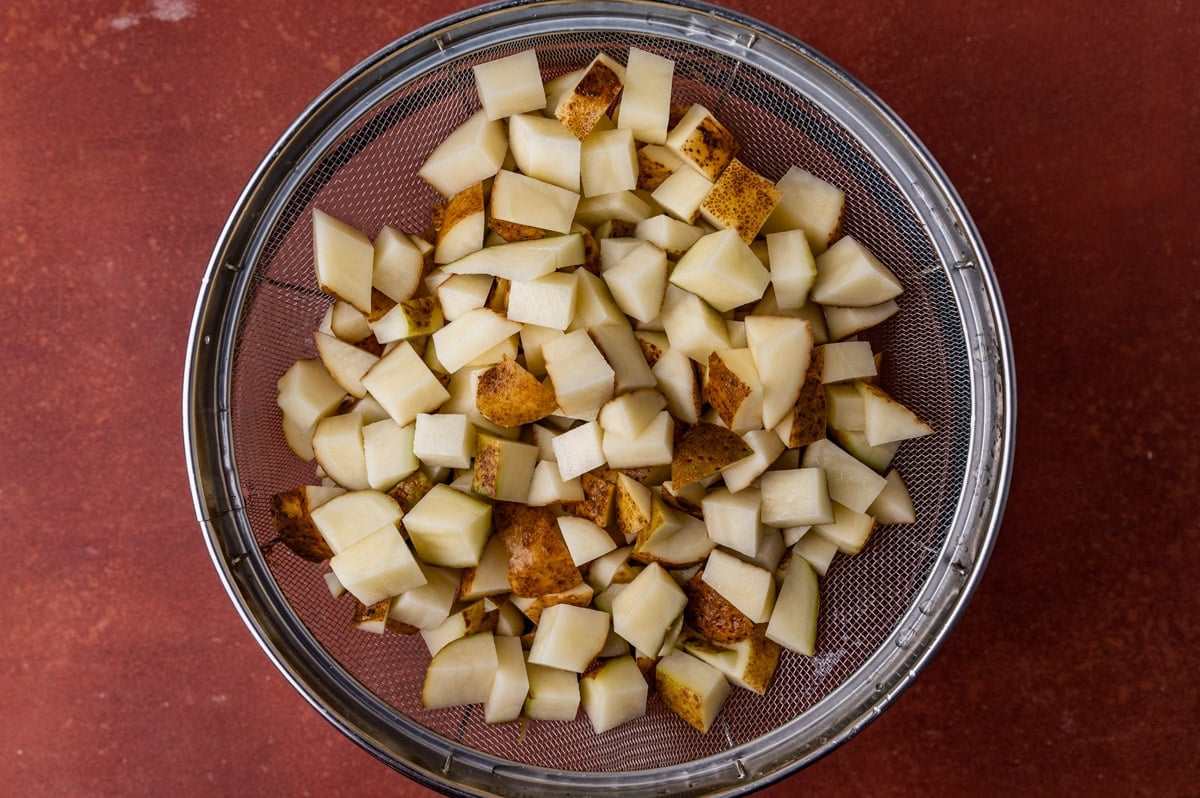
2;1;1197;795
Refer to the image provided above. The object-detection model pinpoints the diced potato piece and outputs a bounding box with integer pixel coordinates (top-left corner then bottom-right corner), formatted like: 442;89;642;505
362;417;419;491
309;489;403;555
555;53;625;140
551;420;606;481
759;468;835;527
329;522;425;606
801;438;888;513
699;158;781;243
868;468;917;524
277;358;346;434
505;271;578;331
431;308;522;374
665;104;739;181
372;225;424;302
361;340;451;426
655;650;731;733
412;412;475;469
811;501;877;555
389;562;461;630
702;548;776;624
765;229;817;310
312;412;370;490
705;348;764;434
403;484;493;567
765;552;820;656
440;233;586;280
473;49;546;120
601;409;674;469
601;240;668;324
508;112;582;192
611;562;687;655
616;47;674;144
660;284;731;364
701;486;763;558
524;663;581;721
810;235;903;308
857;381;934;447
421;632;498;709
720;428;785;493
472;434;540;503
581;655;648;733
313;208;374;313
490;169;581;235
543;329;616;421
745;314;814;431
669;228;770;313
820;340;878;384
581;127;638;197
528;603;611;672
650;164;713;223
823;299;899;340
418;110;508;198
761;166;846;254
485;634;530;724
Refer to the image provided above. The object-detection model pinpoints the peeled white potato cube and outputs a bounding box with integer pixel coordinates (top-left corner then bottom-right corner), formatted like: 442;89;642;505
701;486;764;558
635;214;704;256
388;562;461;630
598;387;667;439
801;438;888;513
527;603;611;672
277;358;346;433
652;345;702;424
313;331;379;400
436;273;493;321
473;48;546;120
505;271;578;331
551;420;606;481
745;314;814;430
458;534;513;601
508;113;581;192
526;460;585;506
524;663;581;721
471;434;539;503
701;548;776;624
857;381;934;446
581;655;648;734
412;412;475;469
810;235;903;308
329;523;426;606
601;239;668;323
554;513;614;564
573;190;655;227
313;208;374;313
823;299;900;341
490;169;580;235
601;409;674;469
362;417;418;491
868;468;917;525
440;233;586;281
581;127;638;197
616;47;674;144
431;308;522;374
418;110;508;198
372;225;424;302
403;484;493;567
611;562;687;655
820;340;878;384
759;468;835;527
720;428;785;493
361;341;451;427
309;489;402;555
650;164;713;223
765;552;820;656
791;530;839;577
421;631;498;709
811;501;877;555
660;284;731;364
761;166;846;254
588;323;657;394
485;634;530;724
654;650;731;734
542;329;615;421
670;228;770;313
311;412;370;491
765;229;817;310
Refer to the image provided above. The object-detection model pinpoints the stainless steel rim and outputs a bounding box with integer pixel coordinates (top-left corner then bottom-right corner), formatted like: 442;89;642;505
182;1;1015;794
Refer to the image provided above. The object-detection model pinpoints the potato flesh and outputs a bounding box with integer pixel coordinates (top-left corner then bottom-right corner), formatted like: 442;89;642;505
285;47;934;737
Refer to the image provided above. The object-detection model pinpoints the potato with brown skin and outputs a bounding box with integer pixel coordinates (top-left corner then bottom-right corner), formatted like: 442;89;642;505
778;345;827;448
270;487;335;562
475;356;558;427
556;55;624;140
351;598;419;635
493;502;582;597
387;469;436;516
486;216;546;242
683;571;755;644
670;422;753;487
699;158;782;244
562;472;617;530
704;351;754;431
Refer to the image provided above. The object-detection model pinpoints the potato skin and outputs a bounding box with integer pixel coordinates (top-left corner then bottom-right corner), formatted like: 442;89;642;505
671;422;752;487
683;571;755;644
493;502;582;597
269;487;334;562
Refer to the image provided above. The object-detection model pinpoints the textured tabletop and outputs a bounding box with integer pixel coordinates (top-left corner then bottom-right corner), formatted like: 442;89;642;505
1;1;1196;795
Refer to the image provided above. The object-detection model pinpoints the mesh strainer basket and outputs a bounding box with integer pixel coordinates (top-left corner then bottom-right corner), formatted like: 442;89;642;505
183;0;1014;794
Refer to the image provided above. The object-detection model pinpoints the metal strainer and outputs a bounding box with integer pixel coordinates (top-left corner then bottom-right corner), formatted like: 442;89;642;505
183;0;1014;794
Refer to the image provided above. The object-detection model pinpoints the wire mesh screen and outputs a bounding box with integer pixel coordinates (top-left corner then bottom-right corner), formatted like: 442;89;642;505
222;23;972;777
